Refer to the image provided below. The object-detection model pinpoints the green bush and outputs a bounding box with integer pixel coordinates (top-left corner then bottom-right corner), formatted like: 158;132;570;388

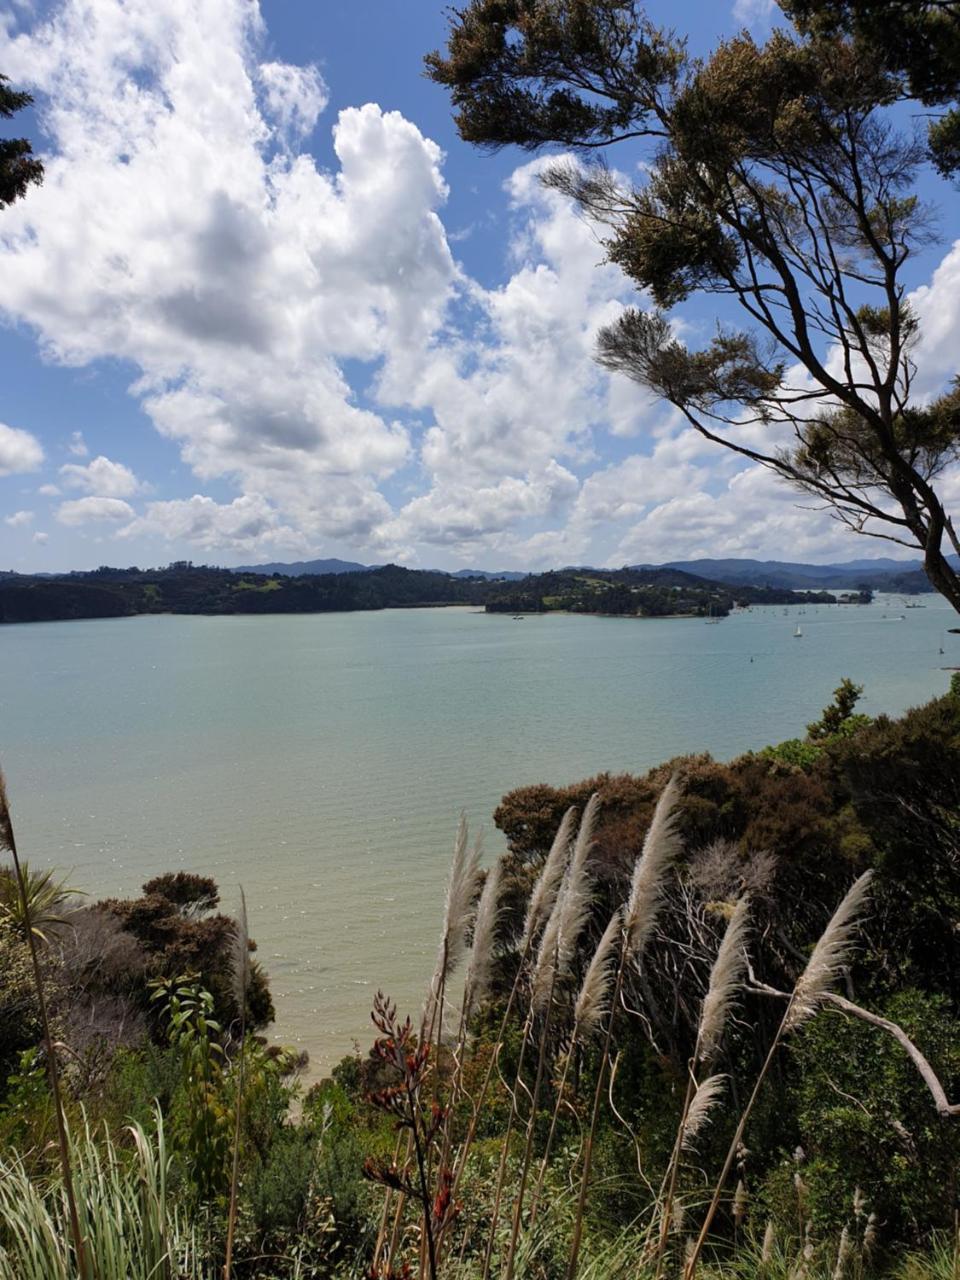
0;925;44;1090
765;990;960;1239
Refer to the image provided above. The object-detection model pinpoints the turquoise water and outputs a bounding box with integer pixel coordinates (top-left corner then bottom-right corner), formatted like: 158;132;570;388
1;597;957;1070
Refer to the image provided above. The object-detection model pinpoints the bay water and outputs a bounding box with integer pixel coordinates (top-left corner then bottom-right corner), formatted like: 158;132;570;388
1;596;957;1072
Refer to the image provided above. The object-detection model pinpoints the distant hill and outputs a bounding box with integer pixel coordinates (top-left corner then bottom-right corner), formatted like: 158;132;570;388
630;556;958;593
448;568;527;581
483;566;838;618
0;562;837;625
231;557;370;576
230;559;528;581
0;564;489;624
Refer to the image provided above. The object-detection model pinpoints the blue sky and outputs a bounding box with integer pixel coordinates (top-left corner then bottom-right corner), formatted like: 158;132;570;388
0;0;957;573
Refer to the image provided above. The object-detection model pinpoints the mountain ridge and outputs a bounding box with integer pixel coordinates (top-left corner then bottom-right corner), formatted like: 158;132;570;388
633;556;957;591
226;554;949;592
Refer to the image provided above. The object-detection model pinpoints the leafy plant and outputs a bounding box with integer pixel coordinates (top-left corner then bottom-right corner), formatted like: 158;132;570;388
0;1108;201;1280
0;863;81;942
151;974;231;1203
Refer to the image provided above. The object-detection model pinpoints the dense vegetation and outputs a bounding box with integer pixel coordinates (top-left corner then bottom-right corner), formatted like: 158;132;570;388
0;563;836;624
2;675;959;1277
0;564;486;623
484;567;843;615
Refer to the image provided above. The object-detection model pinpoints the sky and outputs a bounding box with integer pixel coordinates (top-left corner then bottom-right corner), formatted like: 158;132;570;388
0;0;958;573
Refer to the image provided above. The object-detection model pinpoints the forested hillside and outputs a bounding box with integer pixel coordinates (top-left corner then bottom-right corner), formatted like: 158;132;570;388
0;563;837;624
485;567;841;616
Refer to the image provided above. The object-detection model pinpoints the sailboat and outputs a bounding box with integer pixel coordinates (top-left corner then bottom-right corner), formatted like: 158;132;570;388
794;622;803;638
705;601;721;624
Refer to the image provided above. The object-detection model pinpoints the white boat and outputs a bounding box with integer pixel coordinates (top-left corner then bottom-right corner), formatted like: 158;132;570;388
794;623;803;638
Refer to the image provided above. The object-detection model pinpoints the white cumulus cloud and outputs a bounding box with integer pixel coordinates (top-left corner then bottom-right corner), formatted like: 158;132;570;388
5;509;34;527
60;454;142;497
258;60;328;142
119;493;303;553
0;0;453;547
0;422;44;476
56;496;135;525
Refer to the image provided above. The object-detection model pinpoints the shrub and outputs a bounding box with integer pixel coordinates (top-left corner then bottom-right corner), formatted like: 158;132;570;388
767;989;960;1239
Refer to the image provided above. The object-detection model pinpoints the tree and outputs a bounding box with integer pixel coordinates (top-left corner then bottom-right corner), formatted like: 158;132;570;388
427;4;960;612
142;871;220;918
0;74;43;209
101;874;274;1032
806;676;866;738
781;1;960;176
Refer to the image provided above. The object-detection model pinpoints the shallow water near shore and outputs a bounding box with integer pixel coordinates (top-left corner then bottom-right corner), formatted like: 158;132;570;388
1;595;957;1073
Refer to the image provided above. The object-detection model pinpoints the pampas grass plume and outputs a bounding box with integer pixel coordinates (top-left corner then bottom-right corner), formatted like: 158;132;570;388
425;815;484;1031
573;909;622;1038
863;1213;878;1254
680;1074;727;1150
785;871;873;1031
464;859;503;1015
625;775;682;959
231;887;251;1015
556;793;600;978
698;895;750;1064
833;1224;853;1280
762;1221;776;1264
531;796;599;1013
522;806;577;949
531;873;564;1014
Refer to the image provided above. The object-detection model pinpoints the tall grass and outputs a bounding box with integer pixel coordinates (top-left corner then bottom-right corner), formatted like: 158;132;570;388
376;814;484;1277
655;895;751;1279
564;775;683;1279
0;768;88;1279
0;1108;201;1280
683;871;875;1280
391;792;904;1280
500;795;601;1279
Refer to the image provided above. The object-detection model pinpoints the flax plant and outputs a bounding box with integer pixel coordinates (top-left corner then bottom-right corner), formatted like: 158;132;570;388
683;872;875;1280
0;768;89;1280
565;774;683;1280
0;1107;197;1280
365;993;449;1280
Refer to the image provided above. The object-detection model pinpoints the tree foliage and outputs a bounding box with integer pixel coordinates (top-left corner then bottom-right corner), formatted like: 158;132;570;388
99;875;274;1034
427;3;960;612
0;74;43;209
782;0;960;175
